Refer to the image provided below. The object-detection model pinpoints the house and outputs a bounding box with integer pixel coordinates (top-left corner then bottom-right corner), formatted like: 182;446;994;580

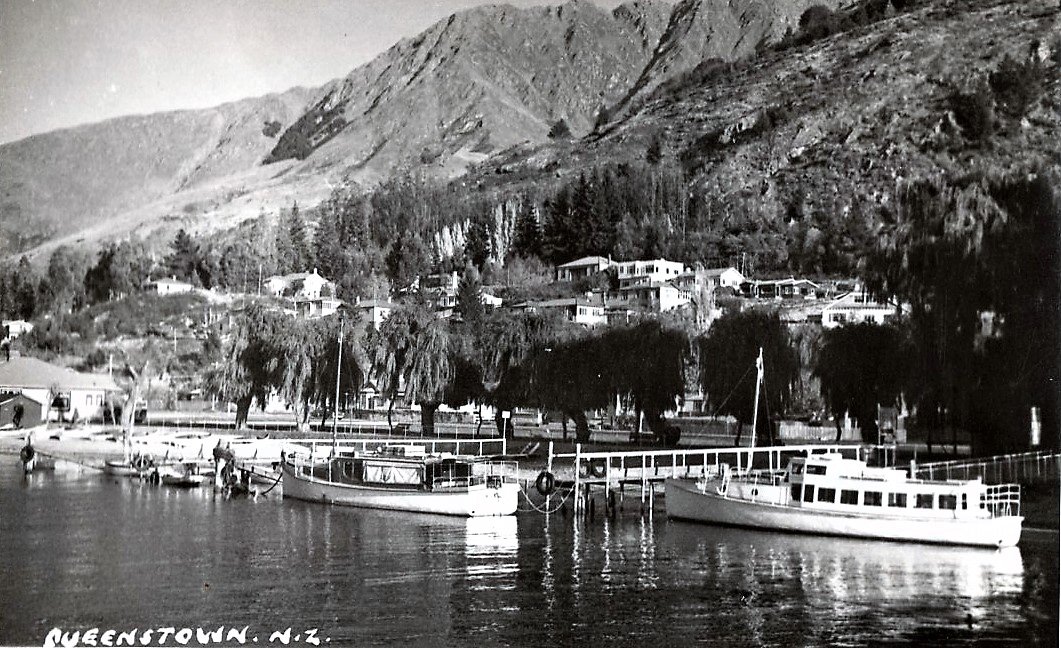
2;320;34;340
421;271;459;309
264;269;334;300
821;291;900;328
293;297;343;319
144;277;194;295
351;299;397;331
0;355;121;422
701;267;745;291
481;292;503;309
0;392;43;428
617;282;692;312
513;298;607;326
743;278;820;299
555;256;613;283
615;259;686;288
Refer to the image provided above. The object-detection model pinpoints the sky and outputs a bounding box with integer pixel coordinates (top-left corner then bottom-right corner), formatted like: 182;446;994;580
0;0;625;145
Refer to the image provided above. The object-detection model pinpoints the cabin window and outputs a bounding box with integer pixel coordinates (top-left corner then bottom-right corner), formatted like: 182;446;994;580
961;494;968;510
817;488;836;503
803;484;815;502
806;465;827;476
915;494;934;509
791;485;802;501
840;490;859;505
864;491;882;506
342;462;353;479
939;495;957;510
888;493;907;508
790;463;804;475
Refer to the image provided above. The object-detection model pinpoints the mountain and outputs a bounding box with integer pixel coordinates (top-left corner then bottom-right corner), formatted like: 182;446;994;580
614;0;834;113
0;0;680;260
466;0;1060;255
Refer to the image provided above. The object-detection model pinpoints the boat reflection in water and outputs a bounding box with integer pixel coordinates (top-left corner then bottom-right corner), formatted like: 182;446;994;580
658;522;1026;643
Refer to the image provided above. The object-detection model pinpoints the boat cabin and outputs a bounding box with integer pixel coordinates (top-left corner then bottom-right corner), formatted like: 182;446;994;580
298;446;501;492
720;453;1019;519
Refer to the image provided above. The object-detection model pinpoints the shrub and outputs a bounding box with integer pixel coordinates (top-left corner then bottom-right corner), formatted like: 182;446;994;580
548;118;572;140
950;86;995;142
989;55;1043;118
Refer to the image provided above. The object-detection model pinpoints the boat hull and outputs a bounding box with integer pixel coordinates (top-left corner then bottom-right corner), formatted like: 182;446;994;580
103;461;142;477
161;474;208;488
282;462;519;517
665;478;1023;548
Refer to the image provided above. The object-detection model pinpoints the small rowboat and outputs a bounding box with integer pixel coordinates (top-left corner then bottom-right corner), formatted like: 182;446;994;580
161;473;208;488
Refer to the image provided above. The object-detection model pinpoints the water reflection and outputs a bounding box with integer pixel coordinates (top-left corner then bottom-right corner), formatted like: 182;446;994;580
1;462;1054;648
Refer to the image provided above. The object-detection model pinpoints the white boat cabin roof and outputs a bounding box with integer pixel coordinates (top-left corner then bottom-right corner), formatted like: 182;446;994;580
788;453;952;484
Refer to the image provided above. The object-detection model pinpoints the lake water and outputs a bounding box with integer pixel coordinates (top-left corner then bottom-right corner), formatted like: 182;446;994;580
1;462;1057;647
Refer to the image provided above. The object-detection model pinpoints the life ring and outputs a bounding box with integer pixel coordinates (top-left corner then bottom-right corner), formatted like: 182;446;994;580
535;471;556;496
589;459;607;479
19;444;34;464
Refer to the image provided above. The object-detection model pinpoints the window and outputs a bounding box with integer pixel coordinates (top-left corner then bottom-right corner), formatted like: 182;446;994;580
791;485;802;502
939;495;957;510
840;490;859;505
961;493;968;510
806;464;827;475
342;462;353;479
864;491;883;506
817;488;836;503
803;484;815;502
888;493;907;508
790;463;804;475
915;494;934;509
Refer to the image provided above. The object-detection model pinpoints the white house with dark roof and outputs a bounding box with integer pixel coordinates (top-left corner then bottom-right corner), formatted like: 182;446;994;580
0;355;121;422
264;269;333;299
555;256;613;283
821;291;901;328
512;297;606;326
351;299;398;330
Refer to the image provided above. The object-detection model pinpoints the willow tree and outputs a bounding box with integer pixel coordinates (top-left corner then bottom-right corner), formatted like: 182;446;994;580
208;304;288;429
865;169;1060;453
310;313;369;426
815;322;910;442
697;309;799;446
371;302;462;434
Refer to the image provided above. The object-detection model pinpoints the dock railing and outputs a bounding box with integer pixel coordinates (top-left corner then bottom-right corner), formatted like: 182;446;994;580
915;449;1060;484
549;443;860;515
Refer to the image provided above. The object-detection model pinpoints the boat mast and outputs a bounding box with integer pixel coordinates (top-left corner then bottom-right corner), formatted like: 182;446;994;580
332;318;343;457
750;347;764;449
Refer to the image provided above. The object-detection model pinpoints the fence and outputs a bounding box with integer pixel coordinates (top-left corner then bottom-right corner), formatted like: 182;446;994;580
915;450;1060;484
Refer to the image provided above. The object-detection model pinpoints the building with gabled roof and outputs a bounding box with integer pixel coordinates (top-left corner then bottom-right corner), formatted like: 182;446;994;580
0;354;121;422
555;256;613;283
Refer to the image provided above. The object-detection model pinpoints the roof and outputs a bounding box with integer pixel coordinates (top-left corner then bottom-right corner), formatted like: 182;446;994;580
557;256;611;269
0;356;121;392
354;299;399;309
521;298;603;309
702;267;741;277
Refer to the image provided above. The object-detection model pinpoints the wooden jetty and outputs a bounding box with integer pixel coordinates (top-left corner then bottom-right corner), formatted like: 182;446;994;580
543;442;864;519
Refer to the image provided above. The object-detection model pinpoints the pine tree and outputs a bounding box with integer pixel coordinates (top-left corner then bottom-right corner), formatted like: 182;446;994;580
166;229;199;282
511;201;542;259
455;263;485;328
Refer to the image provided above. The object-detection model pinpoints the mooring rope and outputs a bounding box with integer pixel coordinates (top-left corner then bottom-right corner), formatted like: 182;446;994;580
518;482;573;514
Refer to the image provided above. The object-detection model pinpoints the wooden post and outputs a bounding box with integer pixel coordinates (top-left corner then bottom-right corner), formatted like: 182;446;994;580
574;443;581;518
546;441;554;514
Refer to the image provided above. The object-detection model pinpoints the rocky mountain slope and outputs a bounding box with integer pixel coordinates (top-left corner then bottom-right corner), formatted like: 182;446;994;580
469;0;1060;246
1;0;683;259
